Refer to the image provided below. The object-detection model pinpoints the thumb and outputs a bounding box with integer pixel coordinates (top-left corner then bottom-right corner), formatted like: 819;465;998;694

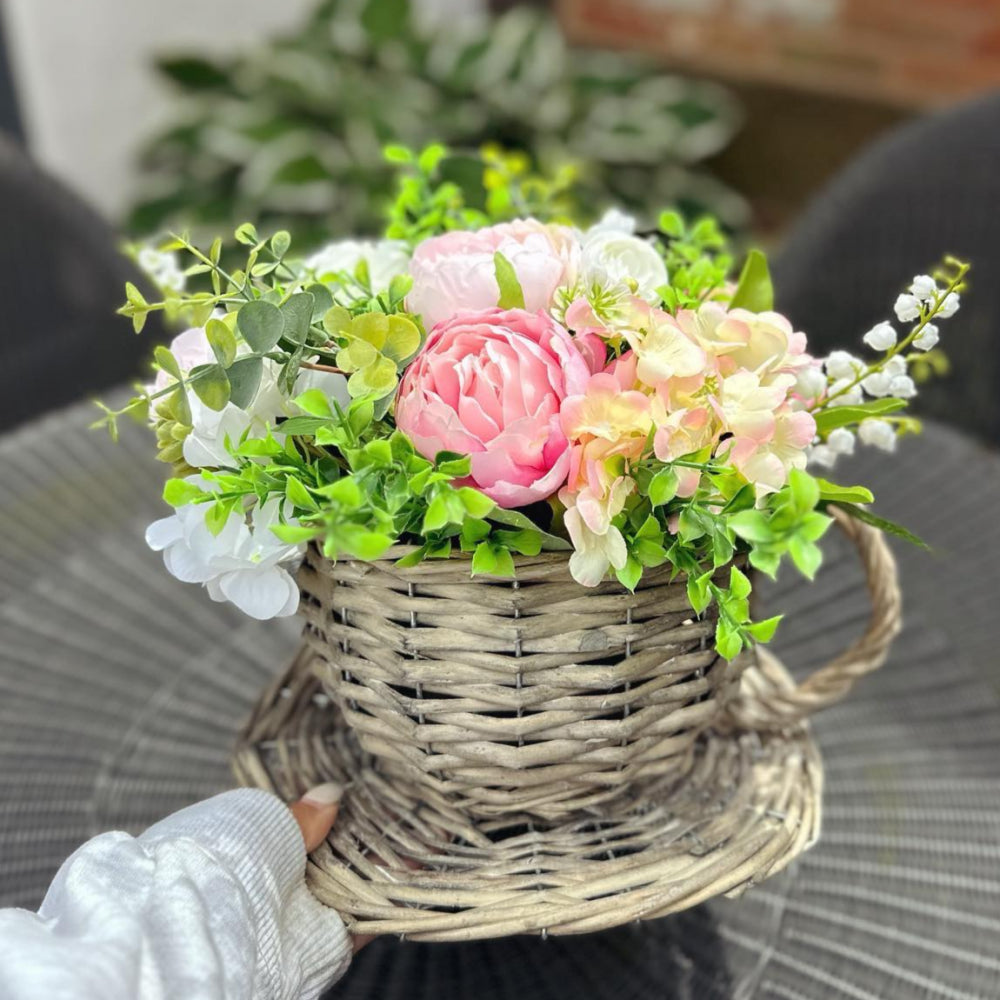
289;783;343;853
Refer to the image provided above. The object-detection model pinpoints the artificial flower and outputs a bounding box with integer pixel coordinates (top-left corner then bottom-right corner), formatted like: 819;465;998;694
579;210;667;303
395;307;591;506
858;418;897;452
862;321;897;352
305;238;410;291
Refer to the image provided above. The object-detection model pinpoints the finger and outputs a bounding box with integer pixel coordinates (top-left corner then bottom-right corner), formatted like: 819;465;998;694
290;782;343;853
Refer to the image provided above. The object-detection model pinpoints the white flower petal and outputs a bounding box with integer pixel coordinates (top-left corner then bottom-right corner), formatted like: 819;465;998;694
145;516;183;552
217;567;300;620
163;541;215;584
862;321;897;352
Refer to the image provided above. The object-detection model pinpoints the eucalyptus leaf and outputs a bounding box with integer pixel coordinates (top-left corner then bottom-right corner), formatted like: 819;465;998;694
206;318;238;368
238;300;284;352
188;363;231;411
226;356;264;409
281;293;315;344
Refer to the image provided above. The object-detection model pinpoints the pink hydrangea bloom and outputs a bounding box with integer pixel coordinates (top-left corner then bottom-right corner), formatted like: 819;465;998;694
395;308;591;507
407;221;576;330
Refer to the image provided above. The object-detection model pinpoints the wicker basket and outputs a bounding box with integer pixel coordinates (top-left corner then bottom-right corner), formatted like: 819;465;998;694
235;508;902;940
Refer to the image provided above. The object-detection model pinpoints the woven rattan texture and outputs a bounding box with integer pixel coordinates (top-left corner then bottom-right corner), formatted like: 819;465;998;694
234;646;823;942
299;552;741;823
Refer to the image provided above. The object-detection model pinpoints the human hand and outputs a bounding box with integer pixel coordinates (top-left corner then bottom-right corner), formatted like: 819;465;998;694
288;784;375;953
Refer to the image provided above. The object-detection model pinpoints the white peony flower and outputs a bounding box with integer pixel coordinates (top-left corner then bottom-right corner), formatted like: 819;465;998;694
862;321;897;352
909;274;938;301
580;211;667;303
146;494;304;620
305;239;411;291
913;323;939;351
894;293;921;323
858;418;897;452
938;292;960;318
824;350;865;382
828;427;856;455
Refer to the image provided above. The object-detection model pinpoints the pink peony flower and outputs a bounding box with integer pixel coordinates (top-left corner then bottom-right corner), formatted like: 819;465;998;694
395;308;591;507
407;221;576;330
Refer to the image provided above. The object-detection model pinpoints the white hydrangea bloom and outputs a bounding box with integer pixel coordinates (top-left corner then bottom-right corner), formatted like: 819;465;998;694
824;350;866;381
305;239;411;291
580;210;667;303
913;323;940;351
858;418;897;452
828;427;856;455
862;321;897;352
939;292;961;318
909;274;938;301
894;293;921;323
146;494;304;620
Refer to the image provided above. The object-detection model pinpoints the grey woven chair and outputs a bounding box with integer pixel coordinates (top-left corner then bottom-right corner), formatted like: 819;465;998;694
772;90;1000;445
0;134;164;431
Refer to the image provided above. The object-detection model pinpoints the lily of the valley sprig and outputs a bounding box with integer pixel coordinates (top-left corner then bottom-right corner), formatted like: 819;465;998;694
101;144;968;661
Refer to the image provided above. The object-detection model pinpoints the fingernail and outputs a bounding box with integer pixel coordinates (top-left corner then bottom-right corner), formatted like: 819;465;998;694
301;782;343;807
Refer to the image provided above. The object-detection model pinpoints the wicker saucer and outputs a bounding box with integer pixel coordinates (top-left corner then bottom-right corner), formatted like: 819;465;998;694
234;645;825;942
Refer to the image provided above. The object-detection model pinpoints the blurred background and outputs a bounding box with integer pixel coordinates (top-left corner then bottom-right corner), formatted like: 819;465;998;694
0;0;999;435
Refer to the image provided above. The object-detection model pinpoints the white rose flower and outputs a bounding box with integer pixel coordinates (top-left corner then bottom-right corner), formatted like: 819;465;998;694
580;213;667;303
146;495;303;620
909;274;938;301
305;239;410;291
938;292;960;318
862;321;897;352
913;323;939;351
828;427;856;455
858;418;897;452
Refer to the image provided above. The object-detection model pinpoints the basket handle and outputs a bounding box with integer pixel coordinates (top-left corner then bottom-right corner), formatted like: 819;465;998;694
723;506;903;732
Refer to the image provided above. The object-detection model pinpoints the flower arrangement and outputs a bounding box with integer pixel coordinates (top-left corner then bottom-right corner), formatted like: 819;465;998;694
103;145;967;663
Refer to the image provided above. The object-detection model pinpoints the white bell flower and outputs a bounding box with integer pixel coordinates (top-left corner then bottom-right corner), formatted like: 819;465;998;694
862;321;897;352
894;293;921;323
824;350;865;382
858;418;897;452
828;427;856;455
146;494;304;620
807;443;838;468
938;292;960;318
913;323;939;351
826;379;864;407
889;375;917;399
861;370;893;397
909;274;938;301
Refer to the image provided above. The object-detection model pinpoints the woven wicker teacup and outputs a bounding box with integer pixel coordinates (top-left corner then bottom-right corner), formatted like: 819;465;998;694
295;508;901;825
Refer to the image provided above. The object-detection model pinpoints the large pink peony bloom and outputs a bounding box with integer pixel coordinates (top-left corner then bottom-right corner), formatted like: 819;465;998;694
395;308;591;507
407;221;576;330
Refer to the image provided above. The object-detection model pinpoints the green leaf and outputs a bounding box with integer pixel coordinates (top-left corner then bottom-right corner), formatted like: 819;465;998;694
204;501;231;537
306;284;334;322
280;293;315;344
226;356;263;409
687;571;714;614
270;230;292;259
395;546;427;568
715;621;743;661
487;507;572;551
276;416;330;436
729;249;773;312
649;468;679;506
788;537;823;579
788;469;820;516
815;479;875;505
615;556;643;592
271;523;319;545
154;345;182;381
458;487;495;519
294;389;333;417
361;0;410;42
234;223;258;245
163;478;206;507
493;252;526;309
659;210;684;238
814;398;906;434
831;503;930;549
728;509;773;544
492;547;516;578
495;529;542;556
423;494;450;533
729;565;752;599
343;531;393;560
285;477;318;511
238;301;284;352
188;364;230;411
746;615;783;643
205;319;238;368
320;478;362;507
471;542;498;576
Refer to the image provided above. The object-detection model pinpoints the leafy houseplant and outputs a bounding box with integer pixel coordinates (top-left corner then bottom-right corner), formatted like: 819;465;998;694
128;0;743;250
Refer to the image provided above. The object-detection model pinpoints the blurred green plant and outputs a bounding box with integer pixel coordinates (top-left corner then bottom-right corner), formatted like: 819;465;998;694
128;0;744;247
